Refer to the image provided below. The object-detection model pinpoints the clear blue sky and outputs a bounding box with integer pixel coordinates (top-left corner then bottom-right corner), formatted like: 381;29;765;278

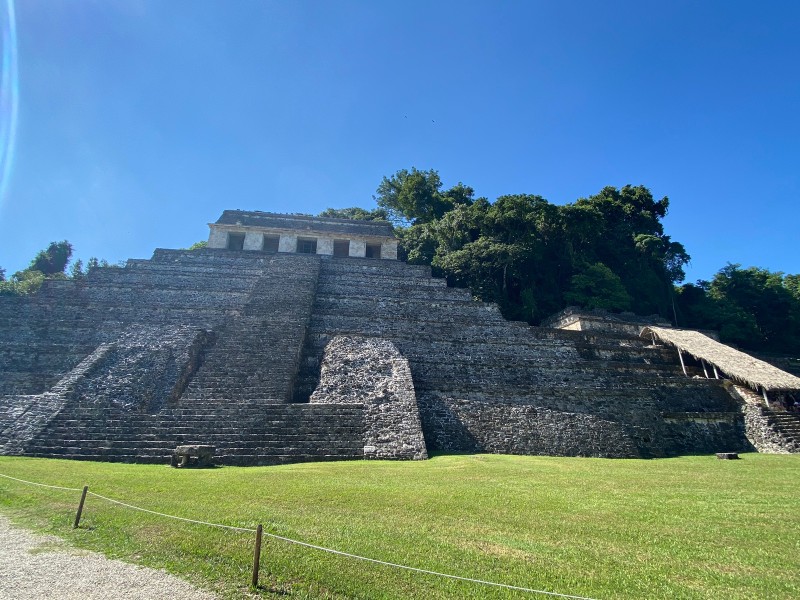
0;0;797;283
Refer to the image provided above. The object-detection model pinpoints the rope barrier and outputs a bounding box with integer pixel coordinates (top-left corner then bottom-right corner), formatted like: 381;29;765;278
256;529;598;599
0;472;82;492
0;471;599;599
86;492;256;533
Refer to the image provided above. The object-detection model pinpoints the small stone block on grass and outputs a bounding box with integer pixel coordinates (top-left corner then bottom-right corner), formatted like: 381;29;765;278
171;444;215;468
715;452;740;460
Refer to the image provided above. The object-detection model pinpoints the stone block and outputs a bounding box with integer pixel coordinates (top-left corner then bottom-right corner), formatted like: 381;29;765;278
278;234;297;253
243;231;263;251
316;237;334;256
207;228;228;249
381;240;398;260
349;240;366;258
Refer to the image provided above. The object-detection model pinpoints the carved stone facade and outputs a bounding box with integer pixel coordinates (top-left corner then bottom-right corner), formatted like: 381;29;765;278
207;210;399;260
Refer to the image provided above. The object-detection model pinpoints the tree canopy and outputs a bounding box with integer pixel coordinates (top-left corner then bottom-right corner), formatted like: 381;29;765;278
0;241;113;295
374;168;476;225
675;265;800;353
29;240;73;276
323;167;799;354
385;171;687;323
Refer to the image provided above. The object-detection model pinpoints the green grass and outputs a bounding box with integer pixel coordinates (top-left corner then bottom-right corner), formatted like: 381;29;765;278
1;454;798;599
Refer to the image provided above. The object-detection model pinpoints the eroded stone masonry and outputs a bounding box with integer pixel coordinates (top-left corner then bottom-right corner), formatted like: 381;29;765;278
1;211;798;464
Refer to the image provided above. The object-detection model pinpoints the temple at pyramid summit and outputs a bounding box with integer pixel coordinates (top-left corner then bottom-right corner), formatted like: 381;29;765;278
1;210;798;464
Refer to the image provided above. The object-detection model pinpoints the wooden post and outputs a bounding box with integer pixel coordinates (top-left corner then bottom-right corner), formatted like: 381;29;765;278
251;524;263;588
677;349;687;376
762;388;770;407
712;365;720;379
701;359;710;379
73;485;88;529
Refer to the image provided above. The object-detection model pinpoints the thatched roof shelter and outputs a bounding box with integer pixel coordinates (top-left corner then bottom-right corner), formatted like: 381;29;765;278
641;326;800;393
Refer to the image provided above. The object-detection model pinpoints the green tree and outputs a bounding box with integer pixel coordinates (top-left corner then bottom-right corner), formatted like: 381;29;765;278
29;240;73;276
0;240;76;295
561;186;688;316
676;265;800;353
187;241;208;250
708;264;800;352
69;259;85;279
785;274;800;301
564;263;632;311
0;269;46;295
86;257;110;271
375;168;473;225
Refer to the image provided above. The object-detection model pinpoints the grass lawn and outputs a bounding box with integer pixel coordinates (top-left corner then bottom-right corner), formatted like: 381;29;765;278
0;453;798;599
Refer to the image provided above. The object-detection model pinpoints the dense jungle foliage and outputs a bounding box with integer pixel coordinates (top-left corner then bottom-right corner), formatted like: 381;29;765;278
324;168;800;355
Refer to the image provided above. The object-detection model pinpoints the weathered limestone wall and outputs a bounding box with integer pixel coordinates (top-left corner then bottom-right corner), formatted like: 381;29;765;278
310;336;427;460
1;245;769;464
540;307;671;336
316;237;334;256
1;250;370;465
380;240;399;260
419;394;640;458
243;231;263;251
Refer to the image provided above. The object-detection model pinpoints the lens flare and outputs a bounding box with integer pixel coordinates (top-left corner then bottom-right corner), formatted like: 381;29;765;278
0;0;19;208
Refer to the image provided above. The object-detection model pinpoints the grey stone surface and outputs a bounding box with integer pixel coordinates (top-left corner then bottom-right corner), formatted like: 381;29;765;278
310;336;427;460
215;210;394;238
732;384;800;453
71;325;210;412
0;237;771;465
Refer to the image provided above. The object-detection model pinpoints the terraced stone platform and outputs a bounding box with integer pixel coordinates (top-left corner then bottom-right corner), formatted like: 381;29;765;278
0;245;778;464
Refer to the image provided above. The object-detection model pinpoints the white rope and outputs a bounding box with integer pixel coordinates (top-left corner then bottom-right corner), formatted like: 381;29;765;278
258;529;598;599
1;471;598;599
0;472;82;492
86;492;256;533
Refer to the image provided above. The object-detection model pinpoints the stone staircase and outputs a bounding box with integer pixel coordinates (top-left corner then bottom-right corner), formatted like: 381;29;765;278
22;400;365;465
760;408;800;449
181;254;321;402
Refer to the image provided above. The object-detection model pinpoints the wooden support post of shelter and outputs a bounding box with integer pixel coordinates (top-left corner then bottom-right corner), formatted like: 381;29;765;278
701;359;710;379
641;325;800;399
677;349;687;377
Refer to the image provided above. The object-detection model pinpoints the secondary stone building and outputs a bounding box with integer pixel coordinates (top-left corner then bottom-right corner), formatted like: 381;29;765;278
1;211;798;464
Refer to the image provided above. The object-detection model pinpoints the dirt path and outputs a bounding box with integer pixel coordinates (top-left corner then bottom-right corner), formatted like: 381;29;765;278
0;515;217;600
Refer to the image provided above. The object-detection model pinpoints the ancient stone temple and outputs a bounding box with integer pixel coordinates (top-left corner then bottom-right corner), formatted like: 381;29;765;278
207;211;399;260
1;211;798;464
